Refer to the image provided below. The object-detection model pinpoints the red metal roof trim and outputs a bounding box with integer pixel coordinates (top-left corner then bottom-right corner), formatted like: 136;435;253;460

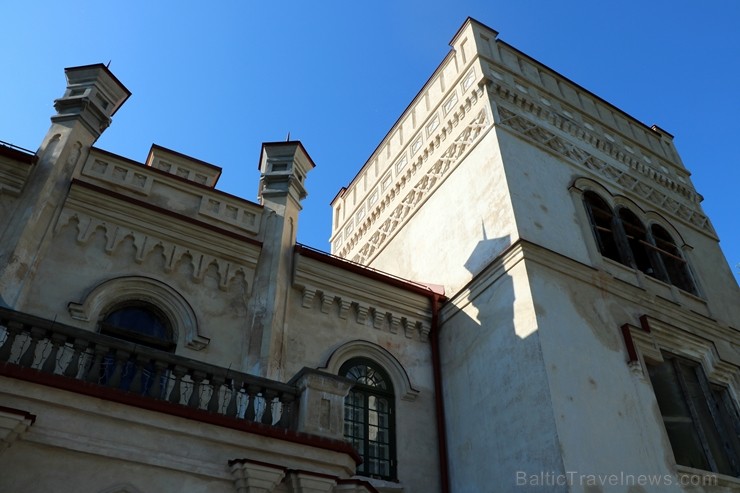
295;244;445;299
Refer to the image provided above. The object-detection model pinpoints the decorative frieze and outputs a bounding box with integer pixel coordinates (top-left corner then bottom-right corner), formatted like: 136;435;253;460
293;254;433;343
55;208;257;292
494;104;713;234
340;108;490;264
297;285;429;342
335;79;487;259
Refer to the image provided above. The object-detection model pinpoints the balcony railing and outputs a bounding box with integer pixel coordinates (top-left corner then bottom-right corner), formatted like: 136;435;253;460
0;307;298;430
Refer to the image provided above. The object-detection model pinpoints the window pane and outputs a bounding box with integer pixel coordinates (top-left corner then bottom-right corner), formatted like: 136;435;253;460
650;225;697;294
619;209;658;277
648;361;710;471
340;358;395;480
713;388;740;475
583;192;623;264
678;363;734;475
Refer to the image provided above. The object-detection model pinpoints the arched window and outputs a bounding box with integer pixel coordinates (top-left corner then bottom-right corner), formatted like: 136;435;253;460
583;192;622;264
341;358;396;480
100;302;175;352
650;225;697;295
617;208;658;277
581;191;697;294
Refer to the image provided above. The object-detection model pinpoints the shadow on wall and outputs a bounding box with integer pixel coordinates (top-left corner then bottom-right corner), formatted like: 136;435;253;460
439;231;568;493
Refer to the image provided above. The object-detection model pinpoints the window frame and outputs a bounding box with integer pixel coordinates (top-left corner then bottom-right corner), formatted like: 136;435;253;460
647;353;740;477
100;301;176;352
581;190;698;295
340;357;397;481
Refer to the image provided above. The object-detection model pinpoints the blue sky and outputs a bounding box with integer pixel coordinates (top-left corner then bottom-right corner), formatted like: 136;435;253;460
2;1;738;282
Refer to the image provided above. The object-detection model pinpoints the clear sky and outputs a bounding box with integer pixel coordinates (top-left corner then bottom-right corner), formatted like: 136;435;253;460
2;1;738;283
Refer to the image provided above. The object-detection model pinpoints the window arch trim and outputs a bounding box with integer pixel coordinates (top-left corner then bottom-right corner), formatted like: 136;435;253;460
67;276;208;350
321;340;419;401
572;179;698;295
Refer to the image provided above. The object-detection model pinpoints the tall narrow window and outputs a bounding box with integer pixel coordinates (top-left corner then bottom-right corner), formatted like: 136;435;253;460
648;354;740;476
341;358;396;480
650;225;697;294
583;192;622;264
617;208;658;277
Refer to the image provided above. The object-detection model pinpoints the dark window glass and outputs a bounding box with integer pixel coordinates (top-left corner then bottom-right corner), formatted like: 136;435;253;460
341;358;395;480
648;355;740;476
101;303;175;351
583;192;623;264
617;208;662;278
650;225;697;294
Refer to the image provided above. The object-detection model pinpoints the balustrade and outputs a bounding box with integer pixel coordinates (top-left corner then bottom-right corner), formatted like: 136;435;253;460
0;307;298;430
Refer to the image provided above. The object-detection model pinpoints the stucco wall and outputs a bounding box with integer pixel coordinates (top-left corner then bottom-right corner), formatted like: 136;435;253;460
282;280;442;493
368;128;519;296
439;258;566;492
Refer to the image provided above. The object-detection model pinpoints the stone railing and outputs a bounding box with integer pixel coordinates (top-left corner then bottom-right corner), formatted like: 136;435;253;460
0;307;298;430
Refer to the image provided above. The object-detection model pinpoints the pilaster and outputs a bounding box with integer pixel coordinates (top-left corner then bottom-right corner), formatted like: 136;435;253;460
0;64;129;309
246;142;314;378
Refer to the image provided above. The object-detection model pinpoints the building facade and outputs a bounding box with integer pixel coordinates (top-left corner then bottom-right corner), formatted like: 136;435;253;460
1;17;739;493
331;18;740;493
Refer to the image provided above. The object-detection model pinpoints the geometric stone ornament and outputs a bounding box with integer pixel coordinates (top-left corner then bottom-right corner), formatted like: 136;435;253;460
492;92;713;236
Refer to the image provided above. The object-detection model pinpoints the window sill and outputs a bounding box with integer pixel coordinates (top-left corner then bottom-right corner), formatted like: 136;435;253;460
676;465;740;488
353;475;404;492
601;257;709;309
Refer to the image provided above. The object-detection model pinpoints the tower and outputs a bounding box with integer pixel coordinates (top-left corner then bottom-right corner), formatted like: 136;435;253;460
331;18;740;491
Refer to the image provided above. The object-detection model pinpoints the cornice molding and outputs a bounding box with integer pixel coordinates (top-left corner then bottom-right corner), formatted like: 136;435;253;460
293;254;432;342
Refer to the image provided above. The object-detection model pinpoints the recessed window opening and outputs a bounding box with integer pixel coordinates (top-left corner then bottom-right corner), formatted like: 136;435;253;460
618;208;655;277
650;225;697;295
582;191;697;294
583;192;622;263
647;354;740;477
101;302;175;352
341;358;396;480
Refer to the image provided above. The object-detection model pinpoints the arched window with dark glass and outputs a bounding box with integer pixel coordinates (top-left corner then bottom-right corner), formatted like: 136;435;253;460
617;208;659;278
650;225;697;294
101;302;175;352
583;192;623;264
341;358;396;480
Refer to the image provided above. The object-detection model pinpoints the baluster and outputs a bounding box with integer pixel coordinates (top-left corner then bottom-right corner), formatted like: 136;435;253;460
85;344;109;383
0;321;21;363
226;379;240;417
128;356;146;394
277;392;296;429
245;385;260;421
148;360;169;399
207;375;224;413
168;366;186;404
64;340;89;378
261;389;277;425
107;350;130;388
188;371;206;408
41;333;65;374
19;327;44;368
